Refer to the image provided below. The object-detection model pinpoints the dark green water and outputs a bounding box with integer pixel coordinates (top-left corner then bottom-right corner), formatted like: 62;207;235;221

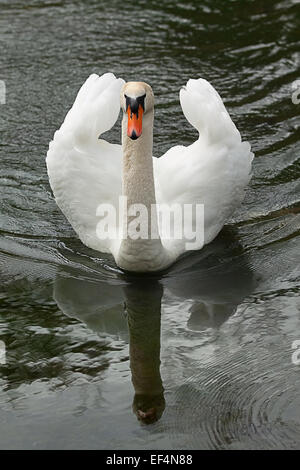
0;0;300;449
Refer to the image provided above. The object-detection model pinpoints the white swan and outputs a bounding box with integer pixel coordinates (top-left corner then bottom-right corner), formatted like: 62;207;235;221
46;72;253;272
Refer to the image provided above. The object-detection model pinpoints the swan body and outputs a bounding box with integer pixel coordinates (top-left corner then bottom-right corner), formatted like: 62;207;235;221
46;73;253;272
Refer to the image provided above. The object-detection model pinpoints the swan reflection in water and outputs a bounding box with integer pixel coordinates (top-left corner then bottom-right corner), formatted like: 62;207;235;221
53;229;255;424
54;274;165;424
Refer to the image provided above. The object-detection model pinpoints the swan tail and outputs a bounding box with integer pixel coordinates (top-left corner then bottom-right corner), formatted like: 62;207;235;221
180;78;242;147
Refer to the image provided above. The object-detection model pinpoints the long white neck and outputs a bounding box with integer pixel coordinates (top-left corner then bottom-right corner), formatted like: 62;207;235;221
122;110;157;217
116;111;170;272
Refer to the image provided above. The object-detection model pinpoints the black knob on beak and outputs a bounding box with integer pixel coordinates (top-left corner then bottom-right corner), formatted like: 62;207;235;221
125;94;146;117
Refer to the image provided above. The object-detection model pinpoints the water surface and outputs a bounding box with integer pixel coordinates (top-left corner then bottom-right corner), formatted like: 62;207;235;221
0;0;300;449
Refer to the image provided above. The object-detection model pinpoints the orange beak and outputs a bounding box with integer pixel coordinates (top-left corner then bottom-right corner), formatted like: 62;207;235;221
127;105;143;140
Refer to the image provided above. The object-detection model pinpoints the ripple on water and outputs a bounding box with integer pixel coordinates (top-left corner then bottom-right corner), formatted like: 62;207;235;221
170;346;300;449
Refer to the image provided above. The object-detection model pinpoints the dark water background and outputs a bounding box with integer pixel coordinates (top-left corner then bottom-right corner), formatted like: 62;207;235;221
0;0;300;449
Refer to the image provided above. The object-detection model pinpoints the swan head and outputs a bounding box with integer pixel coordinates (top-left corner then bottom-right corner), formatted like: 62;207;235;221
121;82;154;140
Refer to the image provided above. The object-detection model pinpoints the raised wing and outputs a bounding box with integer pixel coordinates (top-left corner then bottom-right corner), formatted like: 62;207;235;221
154;78;254;257
46;73;124;254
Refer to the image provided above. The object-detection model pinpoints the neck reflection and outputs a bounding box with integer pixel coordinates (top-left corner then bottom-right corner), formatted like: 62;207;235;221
124;280;165;424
